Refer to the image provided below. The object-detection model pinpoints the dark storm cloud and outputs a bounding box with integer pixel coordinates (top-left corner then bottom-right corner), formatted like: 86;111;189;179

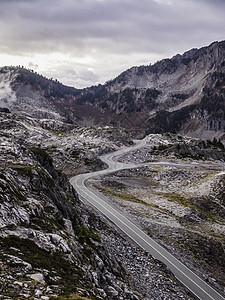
1;0;224;56
1;0;162;54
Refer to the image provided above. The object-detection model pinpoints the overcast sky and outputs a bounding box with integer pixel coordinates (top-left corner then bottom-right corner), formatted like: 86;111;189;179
0;0;224;88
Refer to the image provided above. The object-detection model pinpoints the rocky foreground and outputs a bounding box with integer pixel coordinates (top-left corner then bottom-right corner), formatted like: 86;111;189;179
0;111;197;299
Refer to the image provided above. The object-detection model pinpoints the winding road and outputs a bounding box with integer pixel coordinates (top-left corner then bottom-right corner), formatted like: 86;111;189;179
70;140;225;300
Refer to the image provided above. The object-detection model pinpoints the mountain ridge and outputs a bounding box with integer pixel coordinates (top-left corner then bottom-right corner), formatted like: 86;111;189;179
0;40;225;140
1;40;225;298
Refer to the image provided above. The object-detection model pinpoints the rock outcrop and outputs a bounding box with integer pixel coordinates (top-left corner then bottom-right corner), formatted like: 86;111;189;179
0;112;195;299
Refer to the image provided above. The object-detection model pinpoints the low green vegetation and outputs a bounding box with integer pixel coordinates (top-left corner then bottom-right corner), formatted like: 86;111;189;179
156;192;190;206
101;188;177;217
9;164;34;175
155;192;219;221
101;188;147;204
29;147;49;159
72;217;101;245
0;235;83;296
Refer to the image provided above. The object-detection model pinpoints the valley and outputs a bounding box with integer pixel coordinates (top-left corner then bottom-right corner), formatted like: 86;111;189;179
0;112;198;299
0;40;225;299
71;138;225;299
86;134;225;297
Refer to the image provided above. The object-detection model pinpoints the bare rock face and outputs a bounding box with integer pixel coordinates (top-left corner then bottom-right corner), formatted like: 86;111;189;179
0;112;196;299
0;112;136;299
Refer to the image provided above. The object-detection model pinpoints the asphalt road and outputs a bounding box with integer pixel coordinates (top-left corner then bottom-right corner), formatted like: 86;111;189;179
70;140;225;300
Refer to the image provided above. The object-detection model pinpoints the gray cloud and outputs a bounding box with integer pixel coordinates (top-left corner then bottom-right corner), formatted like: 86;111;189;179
28;62;38;69
0;0;224;87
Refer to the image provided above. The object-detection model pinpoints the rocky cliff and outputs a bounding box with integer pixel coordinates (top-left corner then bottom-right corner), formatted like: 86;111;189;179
0;113;131;299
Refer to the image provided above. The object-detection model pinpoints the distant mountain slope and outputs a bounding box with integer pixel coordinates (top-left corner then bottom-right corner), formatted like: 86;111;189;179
0;40;225;140
78;40;225;139
0;66;81;122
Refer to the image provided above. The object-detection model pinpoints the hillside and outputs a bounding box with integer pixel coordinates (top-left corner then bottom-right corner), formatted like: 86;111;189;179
0;40;225;140
1;111;199;299
1;40;225;296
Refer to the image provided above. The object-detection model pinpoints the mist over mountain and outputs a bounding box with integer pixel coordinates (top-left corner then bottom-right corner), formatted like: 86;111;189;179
0;40;225;140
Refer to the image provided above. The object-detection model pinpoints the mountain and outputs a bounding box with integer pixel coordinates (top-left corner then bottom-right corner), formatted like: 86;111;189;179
0;111;197;299
1;41;225;298
0;117;133;299
79;40;225;139
0;40;225;140
0;66;80;122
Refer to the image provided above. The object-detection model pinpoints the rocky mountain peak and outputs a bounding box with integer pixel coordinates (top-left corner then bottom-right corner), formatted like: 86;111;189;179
0;40;225;140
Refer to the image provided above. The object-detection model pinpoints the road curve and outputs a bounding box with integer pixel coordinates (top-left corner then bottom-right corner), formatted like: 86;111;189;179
70;140;225;300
